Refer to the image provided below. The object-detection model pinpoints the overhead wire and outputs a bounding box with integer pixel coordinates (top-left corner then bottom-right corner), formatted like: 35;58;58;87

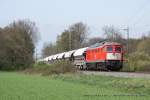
127;0;150;26
125;0;150;37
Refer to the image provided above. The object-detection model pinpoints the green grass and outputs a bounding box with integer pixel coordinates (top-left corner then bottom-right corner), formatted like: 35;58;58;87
0;72;150;100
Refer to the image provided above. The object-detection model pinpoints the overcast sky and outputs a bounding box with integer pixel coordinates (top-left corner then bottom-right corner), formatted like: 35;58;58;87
0;0;150;54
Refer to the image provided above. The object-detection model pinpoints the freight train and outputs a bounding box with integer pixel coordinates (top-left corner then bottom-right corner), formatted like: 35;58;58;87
38;42;124;71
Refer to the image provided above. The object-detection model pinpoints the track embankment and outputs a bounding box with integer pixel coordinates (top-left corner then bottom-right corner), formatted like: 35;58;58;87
80;71;150;79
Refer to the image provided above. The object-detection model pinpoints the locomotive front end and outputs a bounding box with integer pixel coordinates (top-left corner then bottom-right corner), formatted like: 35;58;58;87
105;44;123;71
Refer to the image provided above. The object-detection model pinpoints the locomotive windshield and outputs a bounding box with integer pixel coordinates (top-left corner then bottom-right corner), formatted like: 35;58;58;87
115;46;121;52
107;46;113;52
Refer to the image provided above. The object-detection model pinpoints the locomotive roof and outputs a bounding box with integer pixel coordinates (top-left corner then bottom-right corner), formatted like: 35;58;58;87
88;42;121;49
104;42;121;45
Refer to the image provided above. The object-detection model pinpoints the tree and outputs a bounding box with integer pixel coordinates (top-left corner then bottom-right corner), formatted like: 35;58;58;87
42;42;59;57
10;20;40;45
102;26;122;43
137;38;150;55
42;22;89;57
68;22;89;49
0;19;39;70
56;22;89;52
56;30;70;52
42;31;70;58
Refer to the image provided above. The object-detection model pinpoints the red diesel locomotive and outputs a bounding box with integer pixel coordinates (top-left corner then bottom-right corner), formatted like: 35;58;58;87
84;42;124;71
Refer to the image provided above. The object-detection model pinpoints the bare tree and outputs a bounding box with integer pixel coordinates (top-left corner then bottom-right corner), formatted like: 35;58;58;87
102;25;122;42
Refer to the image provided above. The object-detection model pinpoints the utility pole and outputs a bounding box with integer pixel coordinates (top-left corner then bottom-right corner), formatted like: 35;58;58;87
35;48;38;62
69;32;71;50
127;27;129;54
122;27;129;53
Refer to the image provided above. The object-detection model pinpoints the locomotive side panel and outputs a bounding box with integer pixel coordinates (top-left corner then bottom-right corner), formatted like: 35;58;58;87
86;46;106;63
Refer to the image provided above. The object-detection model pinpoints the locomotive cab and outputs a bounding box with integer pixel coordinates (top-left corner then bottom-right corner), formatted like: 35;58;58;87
105;44;123;71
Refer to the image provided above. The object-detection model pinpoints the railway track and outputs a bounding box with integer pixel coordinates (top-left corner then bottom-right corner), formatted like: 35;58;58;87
79;71;150;79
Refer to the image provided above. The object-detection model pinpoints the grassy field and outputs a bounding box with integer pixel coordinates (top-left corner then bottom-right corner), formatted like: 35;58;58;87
0;72;150;100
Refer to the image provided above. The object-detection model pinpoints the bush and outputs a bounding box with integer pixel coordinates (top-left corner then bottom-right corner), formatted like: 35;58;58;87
24;61;76;75
122;52;150;72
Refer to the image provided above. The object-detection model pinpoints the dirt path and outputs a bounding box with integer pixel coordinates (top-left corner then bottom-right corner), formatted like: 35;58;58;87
80;71;150;79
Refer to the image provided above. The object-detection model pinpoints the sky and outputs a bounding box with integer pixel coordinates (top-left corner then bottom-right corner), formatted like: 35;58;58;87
0;0;150;55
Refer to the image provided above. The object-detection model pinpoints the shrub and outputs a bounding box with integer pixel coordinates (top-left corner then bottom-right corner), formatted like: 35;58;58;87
24;61;76;75
122;52;150;72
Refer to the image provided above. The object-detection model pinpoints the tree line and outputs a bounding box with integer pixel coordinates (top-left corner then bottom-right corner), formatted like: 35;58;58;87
0;20;39;70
